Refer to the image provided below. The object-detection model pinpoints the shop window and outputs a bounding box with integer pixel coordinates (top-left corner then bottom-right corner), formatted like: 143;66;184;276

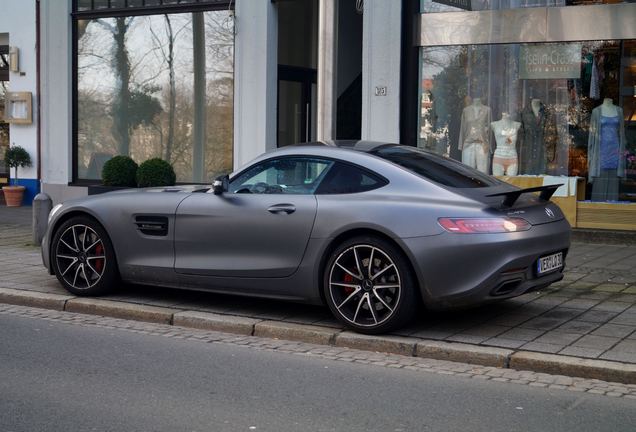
420;0;633;14
75;7;234;183
418;40;636;203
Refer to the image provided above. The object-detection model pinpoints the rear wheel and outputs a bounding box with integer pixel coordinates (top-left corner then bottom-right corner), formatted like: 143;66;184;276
323;236;418;334
51;216;118;296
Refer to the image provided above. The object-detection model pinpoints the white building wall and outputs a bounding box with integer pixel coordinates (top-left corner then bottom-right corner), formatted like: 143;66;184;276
361;0;401;143
0;0;39;193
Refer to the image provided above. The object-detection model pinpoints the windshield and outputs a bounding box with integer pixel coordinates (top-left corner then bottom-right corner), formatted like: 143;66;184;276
370;146;501;188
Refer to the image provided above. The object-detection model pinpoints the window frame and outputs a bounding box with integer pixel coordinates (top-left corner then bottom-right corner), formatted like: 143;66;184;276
71;0;233;185
228;155;389;196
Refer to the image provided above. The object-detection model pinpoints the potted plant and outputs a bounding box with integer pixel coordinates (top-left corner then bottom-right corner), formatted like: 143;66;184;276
3;145;32;207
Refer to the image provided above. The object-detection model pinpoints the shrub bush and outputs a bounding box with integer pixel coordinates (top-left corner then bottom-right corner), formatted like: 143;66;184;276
101;155;138;187
5;145;32;182
136;158;176;187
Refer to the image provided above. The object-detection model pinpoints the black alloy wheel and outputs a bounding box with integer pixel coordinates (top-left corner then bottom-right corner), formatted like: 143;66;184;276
324;236;418;334
51;216;118;296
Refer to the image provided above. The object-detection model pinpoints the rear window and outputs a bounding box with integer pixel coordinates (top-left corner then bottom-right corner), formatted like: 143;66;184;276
370;146;500;188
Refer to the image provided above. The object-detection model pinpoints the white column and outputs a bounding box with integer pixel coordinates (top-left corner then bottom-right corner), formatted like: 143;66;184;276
361;0;401;143
317;0;337;141
233;0;277;168
40;0;72;186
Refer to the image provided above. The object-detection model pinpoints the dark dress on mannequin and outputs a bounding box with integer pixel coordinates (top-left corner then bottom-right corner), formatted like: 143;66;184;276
519;102;548;175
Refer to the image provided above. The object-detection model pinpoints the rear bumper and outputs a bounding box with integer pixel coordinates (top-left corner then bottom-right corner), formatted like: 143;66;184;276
402;219;571;309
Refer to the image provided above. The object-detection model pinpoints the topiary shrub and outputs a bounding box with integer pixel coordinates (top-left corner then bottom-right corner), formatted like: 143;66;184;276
101;155;138;187
136;158;176;188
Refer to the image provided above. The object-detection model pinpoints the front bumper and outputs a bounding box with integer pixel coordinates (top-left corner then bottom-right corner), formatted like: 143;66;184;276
402;219;571;309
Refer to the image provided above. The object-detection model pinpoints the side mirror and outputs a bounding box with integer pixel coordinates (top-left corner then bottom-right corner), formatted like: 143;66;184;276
212;174;229;195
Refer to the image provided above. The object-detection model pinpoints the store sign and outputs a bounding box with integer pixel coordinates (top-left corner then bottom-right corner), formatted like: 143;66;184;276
432;0;472;11
519;44;582;80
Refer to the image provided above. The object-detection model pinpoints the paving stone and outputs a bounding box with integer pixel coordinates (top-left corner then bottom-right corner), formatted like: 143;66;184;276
610;339;636;354
519;342;563;354
335;332;416;356
591;324;635;339
559;299;601;310
497;327;545;341
600;351;636;363
609;313;636;326
415;340;512;368
254;320;339;345
534;331;582;345
559;346;605;359
593;284;627;293
571;335;620;350
519;317;566;331
483;337;526;349
576;310;621;323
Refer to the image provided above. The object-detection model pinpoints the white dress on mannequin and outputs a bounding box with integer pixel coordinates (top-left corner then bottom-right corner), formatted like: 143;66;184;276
491;113;521;176
458;98;492;174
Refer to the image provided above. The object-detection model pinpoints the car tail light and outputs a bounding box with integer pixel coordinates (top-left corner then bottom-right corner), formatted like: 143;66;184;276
438;217;531;234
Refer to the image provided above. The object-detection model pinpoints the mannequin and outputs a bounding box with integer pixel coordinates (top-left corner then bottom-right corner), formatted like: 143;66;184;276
491;113;521;176
458;98;492;174
519;99;548;174
587;98;626;201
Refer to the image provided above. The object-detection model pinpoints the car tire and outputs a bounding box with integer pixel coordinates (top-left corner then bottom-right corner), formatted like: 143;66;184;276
323;236;418;334
51;216;118;296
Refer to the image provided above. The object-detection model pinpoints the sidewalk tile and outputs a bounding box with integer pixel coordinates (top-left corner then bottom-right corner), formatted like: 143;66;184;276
592;324;635;338
572;335;620;350
520;342;563;354
557;320;600;334
559;346;604;359
534;331;582;345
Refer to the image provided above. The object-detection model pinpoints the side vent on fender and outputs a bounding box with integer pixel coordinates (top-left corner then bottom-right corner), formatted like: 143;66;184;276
135;216;168;236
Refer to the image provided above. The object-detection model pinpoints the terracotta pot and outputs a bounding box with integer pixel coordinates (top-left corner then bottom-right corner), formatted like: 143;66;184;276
2;185;26;207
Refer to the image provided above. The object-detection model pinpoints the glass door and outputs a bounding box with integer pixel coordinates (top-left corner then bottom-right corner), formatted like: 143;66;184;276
278;65;317;147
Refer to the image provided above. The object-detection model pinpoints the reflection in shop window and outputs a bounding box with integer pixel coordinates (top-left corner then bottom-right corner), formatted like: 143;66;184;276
418;40;636;203
420;0;634;14
76;10;234;183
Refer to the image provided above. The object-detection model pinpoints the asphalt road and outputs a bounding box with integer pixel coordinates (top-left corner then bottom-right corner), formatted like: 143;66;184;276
1;314;635;432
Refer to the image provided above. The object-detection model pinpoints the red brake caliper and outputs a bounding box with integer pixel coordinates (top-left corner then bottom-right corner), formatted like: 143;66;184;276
94;244;104;273
343;273;355;295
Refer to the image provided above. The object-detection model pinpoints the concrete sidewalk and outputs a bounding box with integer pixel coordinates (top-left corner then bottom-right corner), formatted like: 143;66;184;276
1;205;636;383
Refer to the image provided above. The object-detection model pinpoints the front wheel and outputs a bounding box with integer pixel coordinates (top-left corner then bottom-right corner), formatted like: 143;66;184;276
323;236;418;334
51;216;118;296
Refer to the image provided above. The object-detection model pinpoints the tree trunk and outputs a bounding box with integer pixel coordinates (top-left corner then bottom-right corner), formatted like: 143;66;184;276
165;15;176;163
112;17;131;156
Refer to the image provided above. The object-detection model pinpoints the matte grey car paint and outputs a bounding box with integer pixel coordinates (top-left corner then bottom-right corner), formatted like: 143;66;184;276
43;141;570;309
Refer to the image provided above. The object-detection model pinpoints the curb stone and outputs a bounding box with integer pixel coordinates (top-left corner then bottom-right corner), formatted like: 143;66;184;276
335;332;416;356
173;310;259;335
2;290;636;385
0;288;72;311
416;340;513;368
65;298;176;324
510;351;636;384
254;320;339;345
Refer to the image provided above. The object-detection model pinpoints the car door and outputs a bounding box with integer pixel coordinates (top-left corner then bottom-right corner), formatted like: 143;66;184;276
174;156;333;278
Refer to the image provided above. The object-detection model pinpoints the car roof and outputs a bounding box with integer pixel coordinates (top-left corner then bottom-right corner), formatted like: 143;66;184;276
291;140;397;153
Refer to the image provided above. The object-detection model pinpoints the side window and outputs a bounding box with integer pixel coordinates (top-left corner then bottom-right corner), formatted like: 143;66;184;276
315;162;387;194
229;157;333;194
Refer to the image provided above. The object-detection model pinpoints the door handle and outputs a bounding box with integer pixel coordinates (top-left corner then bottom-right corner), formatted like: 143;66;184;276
267;204;296;214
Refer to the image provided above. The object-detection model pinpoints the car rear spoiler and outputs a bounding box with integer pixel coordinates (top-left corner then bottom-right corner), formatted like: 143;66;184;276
486;184;563;208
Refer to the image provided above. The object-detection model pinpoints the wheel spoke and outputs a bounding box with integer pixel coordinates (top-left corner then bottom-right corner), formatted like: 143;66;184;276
371;263;395;281
331;282;360;288
61;238;79;253
336;286;361;310
367;247;375;279
72;227;80;252
336;262;363;281
87;255;105;260
353;247;364;279
57;254;76;260
352;293;367;323
84;239;101;252
373;284;400;289
81;264;90;286
60;259;78;276
366;294;378;324
72;264;81;287
85;261;101;277
372;289;394;312
82;226;88;251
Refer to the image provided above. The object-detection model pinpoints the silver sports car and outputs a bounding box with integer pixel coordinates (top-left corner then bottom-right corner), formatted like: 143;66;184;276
43;141;570;334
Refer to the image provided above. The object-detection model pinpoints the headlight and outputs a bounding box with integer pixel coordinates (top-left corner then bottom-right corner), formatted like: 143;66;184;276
48;204;63;224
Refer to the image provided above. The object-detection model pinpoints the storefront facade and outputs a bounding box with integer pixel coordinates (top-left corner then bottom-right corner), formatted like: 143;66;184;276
408;0;636;230
2;0;634;231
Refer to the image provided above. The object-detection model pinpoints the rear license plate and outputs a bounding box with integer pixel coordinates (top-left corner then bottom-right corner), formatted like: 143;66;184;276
537;252;563;275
